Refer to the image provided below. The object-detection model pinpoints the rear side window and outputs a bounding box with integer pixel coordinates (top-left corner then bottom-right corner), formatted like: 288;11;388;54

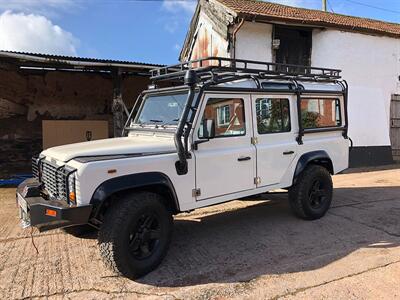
255;98;291;134
301;98;341;129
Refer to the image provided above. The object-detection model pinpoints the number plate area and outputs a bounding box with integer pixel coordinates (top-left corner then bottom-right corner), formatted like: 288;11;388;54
17;193;31;228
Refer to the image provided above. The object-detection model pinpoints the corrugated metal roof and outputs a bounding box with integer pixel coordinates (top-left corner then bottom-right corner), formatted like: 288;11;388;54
0;50;165;69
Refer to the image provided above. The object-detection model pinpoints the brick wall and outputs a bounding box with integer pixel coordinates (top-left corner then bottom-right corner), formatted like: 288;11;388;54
0;65;150;178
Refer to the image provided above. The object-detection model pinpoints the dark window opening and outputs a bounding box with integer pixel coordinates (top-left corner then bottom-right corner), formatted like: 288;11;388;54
273;25;312;73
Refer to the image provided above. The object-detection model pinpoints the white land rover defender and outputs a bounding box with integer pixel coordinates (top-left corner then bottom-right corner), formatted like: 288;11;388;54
17;57;349;279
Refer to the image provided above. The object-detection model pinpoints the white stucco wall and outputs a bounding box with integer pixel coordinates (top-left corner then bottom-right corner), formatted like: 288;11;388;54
235;22;273;62
312;29;400;147
234;22;400;147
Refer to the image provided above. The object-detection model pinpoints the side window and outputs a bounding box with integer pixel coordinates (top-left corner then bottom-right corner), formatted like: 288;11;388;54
217;105;230;127
256;98;291;134
199;98;245;138
301;98;341;129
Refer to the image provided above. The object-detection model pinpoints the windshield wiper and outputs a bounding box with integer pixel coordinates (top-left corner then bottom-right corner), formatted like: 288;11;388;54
161;118;179;128
137;119;163;128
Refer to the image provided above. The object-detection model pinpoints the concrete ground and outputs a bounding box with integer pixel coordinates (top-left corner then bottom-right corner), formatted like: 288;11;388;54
1;166;400;299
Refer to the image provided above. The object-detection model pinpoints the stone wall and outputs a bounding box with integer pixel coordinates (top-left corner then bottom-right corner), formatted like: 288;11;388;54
0;64;150;178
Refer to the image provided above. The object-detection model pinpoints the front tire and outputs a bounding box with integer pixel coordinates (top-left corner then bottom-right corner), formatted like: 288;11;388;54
289;165;333;220
98;192;173;279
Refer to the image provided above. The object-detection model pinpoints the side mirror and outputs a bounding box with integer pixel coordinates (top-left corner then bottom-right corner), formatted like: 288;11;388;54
202;119;215;139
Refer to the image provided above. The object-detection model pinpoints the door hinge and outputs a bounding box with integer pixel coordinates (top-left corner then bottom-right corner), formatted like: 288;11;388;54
192;188;201;197
254;176;261;185
251;137;258;145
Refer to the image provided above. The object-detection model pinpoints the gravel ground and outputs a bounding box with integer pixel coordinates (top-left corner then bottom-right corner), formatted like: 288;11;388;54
0;166;400;299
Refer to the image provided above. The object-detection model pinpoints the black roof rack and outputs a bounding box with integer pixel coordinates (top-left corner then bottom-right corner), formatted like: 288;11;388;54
150;57;342;83
132;57;347;176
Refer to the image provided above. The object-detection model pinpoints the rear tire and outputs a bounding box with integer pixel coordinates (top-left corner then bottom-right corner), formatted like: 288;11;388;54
98;192;173;279
289;164;333;220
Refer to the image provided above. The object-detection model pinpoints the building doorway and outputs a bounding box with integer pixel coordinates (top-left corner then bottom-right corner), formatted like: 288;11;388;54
390;94;400;162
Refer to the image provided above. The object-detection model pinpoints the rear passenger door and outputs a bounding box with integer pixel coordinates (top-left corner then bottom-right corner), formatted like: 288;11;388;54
252;95;298;187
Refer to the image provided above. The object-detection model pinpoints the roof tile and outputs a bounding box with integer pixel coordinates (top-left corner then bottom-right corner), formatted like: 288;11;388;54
216;0;400;37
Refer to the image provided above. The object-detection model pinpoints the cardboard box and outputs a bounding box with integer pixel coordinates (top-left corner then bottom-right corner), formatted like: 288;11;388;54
42;120;109;149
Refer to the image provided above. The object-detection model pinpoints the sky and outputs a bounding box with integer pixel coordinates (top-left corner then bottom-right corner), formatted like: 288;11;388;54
0;0;399;65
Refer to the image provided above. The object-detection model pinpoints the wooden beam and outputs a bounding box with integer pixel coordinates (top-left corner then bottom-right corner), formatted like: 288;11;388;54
111;67;125;137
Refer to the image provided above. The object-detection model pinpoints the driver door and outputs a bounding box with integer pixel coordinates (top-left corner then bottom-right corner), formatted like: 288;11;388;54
193;93;256;201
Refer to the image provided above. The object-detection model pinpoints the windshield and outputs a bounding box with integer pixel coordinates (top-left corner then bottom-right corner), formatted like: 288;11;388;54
132;92;188;128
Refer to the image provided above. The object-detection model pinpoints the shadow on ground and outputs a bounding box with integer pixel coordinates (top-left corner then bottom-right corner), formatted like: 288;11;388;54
64;186;400;288
137;186;400;287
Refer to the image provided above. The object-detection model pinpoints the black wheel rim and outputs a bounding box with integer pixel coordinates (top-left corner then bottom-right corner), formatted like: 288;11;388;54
128;213;161;260
308;179;327;209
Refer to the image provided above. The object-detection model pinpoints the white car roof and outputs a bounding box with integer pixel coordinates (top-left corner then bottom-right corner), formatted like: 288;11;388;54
218;78;343;92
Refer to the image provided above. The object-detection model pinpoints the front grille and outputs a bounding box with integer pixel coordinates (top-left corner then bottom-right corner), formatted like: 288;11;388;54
32;157;39;178
41;161;67;200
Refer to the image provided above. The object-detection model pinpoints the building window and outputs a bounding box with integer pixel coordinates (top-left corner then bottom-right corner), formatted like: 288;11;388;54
199;98;245;138
256;98;291;134
273;25;312;71
301;98;341;129
217;105;230;127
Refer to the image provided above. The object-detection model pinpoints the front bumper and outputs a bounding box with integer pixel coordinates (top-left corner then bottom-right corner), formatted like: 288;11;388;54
17;178;92;232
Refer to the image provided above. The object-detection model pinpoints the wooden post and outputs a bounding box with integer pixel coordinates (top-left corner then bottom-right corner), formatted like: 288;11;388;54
111;68;124;137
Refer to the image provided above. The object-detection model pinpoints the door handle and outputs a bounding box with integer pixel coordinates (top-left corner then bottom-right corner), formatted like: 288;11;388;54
283;151;295;155
238;156;251;162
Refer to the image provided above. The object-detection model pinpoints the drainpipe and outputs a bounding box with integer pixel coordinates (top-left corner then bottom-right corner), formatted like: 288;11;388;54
232;18;245;59
322;0;327;11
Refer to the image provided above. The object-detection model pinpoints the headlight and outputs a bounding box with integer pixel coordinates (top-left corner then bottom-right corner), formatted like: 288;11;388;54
67;172;76;205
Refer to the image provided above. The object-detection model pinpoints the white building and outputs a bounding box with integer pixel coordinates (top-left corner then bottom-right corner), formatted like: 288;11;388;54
180;0;400;167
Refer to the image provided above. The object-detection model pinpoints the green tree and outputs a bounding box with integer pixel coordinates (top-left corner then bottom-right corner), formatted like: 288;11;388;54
302;111;320;128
